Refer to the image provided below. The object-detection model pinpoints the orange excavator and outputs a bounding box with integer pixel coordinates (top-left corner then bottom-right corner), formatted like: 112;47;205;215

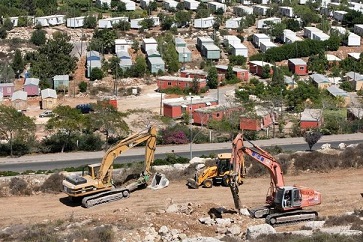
228;133;322;226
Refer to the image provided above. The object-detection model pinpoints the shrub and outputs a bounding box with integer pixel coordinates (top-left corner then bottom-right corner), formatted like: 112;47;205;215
40;173;64;193
78;81;87;92
78;133;103;151
325;214;363;228
292;152;339;172
9;177;30;195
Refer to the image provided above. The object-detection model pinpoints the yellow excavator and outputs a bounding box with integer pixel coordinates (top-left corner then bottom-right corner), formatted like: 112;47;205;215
62;126;168;208
186;153;244;189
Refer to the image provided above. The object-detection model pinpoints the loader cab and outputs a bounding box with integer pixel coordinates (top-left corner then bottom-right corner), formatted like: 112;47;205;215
216;153;231;175
85;163;101;179
275;186;302;211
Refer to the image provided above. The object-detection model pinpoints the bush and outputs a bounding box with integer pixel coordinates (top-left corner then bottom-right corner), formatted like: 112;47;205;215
153;154;189;166
292;152;339;172
78;133;103;151
9;177;31;195
325;214;363;229
40;173;64;193
78;81;87;92
30;29;46;46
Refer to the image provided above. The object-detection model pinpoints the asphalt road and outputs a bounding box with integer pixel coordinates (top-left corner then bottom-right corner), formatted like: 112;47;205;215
0;135;362;172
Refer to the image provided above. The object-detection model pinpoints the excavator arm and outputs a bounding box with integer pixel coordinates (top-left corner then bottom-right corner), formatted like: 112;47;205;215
97;126;157;183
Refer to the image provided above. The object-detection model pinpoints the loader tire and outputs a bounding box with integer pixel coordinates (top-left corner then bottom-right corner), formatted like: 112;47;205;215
222;175;230;186
203;179;213;188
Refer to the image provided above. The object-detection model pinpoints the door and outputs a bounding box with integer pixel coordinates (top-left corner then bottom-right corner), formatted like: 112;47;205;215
291;188;302;207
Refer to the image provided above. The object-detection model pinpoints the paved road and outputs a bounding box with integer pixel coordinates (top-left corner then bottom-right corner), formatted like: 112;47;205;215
0;133;362;172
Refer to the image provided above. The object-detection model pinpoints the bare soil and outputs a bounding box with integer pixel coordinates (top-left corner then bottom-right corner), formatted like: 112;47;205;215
0;168;361;237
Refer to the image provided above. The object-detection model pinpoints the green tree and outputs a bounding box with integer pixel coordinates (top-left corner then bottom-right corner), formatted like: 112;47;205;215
0;62;15;82
92;29;118;54
30;29;47;46
140;18;154;30
0;27;7;39
83;15;97;29
284;19;301;32
78;81;87;92
261;65;271;79
175;10;192;27
304;129;322;150
225;64;235;80
90;67;103;81
132;39;139;53
229;56;246;66
307;52;328;74
114;20;130;31
46;105;85;153
3;17;14;31
0;105;36;157
133;56;147;77
109;56;123;78
11;49;24;78
191;77;200;94
90;103;129;147
207;66;218;89
161;15;174;30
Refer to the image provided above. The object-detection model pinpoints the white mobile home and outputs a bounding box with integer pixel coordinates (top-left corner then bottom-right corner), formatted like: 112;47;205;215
121;0;136;11
223;35;241;46
184;0;200;10
253;5;270;16
347;33;361;46
164;0;178;10
257;17;281;29
96;0;111;8
304;27;323;39
66;16;85;28
230;43;248;57
234;5;253;16
194;17;215;29
312;32;330;41
330;26;348;35
142;38;158;52
208;2;227;13
130;16;159;29
140;0;154;9
253;33;270;47
9;17;19;27
98;17;128;29
115;39;131;53
333;10;348;22
279;6;294;18
197;36;214;50
35;15;65;27
286;35;302;44
260;41;277;53
225;17;242;29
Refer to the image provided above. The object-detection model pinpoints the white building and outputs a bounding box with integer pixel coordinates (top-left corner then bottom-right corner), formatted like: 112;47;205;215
253;33;270;47
330;26;348;35
253;5;270;16
225;17;242;29
286;35;302;44
142;38;158;52
194;17;215;29
121;0;136;11
279;6;294;18
257;17;281;29
96;0;111;8
234;5;253;16
223;35;241;46
98;17;128;29
299;0;307;4
66;16;85;28
208;2;227;13
230;42;248;57
164;0;178;10
312;32;330;41
130;16;159;29
354;24;363;36
304;27;323;39
184;0;200;10
140;0;154;9
260;41;277;53
333;10;348;22
347;33;361;46
34;15;65;27
115;39;131;53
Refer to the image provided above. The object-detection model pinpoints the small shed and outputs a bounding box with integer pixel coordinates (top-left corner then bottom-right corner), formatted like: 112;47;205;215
304;27;323;39
226;17;242;29
288;58;308;76
230;43;248;57
184;0;200;10
333;10;347;22
11;90;28;111
234;5;253;16
157;76;207;92
260;41;277;53
193;105;242;125
223;35;241;46
41;88;57;110
197;36;214;50
240;107;274;131
253;5;270;16
347;33;361;47
312;32;330;41
115;39;130;53
147;57;165;73
176;47;192;63
252;33;270;47
327;85;350;107
86;51;101;61
310;74;331;89
202;44;220;60
300;109;323;129
174;38;187;48
121;0;136;11
24;78;40;96
0;83;15;97
66;16;85;28
194;17;214;29
53;75;70;90
98;17;128;29
142;38;158;52
249;61;274;77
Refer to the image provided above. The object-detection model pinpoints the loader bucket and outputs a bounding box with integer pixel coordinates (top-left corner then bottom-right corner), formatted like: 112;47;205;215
186;178;199;189
149;173;169;190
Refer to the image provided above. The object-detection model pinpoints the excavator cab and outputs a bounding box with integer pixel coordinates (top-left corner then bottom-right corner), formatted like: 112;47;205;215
275;187;302;211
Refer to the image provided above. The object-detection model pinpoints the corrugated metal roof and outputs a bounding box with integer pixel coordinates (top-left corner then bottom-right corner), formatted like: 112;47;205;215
11;90;27;101
300;109;322;121
346;72;363;81
164;97;218;107
41;88;57;98
327;85;348;97
53;75;69;81
310;74;330;83
148;57;165;65
0;83;14;87
24;78;40;86
288;58;306;65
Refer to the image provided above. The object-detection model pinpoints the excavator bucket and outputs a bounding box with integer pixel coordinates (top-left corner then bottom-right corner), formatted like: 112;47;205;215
186;178;199;189
149;173;169;190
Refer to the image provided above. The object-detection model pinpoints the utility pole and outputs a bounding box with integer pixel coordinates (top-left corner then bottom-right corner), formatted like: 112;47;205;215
189;95;194;160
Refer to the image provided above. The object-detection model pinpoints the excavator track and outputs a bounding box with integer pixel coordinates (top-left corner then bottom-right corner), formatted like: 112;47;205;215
248;206;271;218
82;187;130;208
265;210;318;227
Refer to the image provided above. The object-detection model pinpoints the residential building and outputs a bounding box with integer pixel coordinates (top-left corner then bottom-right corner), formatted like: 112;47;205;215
304;27;323;39
249;61;274;77
257;17;281;29
201;44;221;60
142;38;158;52
279;6;294;17
234;5;253;16
223;35;241;47
121;0;136;11
147;57;165;73
300;109;323;129
327;85;350;106
130;16;159;29
310;74;331;89
164;0;178;10
345;72;363;91
157;76;207;92
226;17;242;29
215;65;249;81
176;47;192;63
208;2;227;13
253;5;270;16
194;17;215;29
96;0;111;8
0;83;14;97
140;0;154;9
347;33;361;46
260;41;277;53
230;42;248;57
163;97;218;119
53;75;69;90
175;38;187;48
197;36;214;50
252;33;270;47
98;17;128;29
146;49;161;58
24;78;40;96
86;51;101;61
87;60;102;77
240;106;274;131
312;32;330;41
41;88;57;110
66;16;85;28
288;58;308;76
115;39;131;53
117;51;133;70
184;0;200;10
180;69;208;79
34;15;65;27
193;105;243;126
11;90;28;111
354;24;363;36
348;52;361;60
333;10;348;22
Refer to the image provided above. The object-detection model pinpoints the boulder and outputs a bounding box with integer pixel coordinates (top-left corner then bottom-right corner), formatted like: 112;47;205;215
158;225;169;235
246;224;276;240
182;237;222;242
338;143;346;149
283;230;313;236
347;144;358;148
321;143;331;150
189;157;206;164
239;208;251;216
215;218;232;227
227;224;241;236
199;217;215;226
303;221;325;230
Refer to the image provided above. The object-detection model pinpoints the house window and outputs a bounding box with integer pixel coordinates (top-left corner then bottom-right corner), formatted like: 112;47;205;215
216;113;220;117
58;81;63;85
168;82;171;86
299;66;305;70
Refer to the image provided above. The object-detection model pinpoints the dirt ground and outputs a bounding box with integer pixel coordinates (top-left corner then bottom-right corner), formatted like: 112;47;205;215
0;168;362;238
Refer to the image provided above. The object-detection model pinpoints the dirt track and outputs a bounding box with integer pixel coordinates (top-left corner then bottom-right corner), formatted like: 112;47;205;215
0;168;362;236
